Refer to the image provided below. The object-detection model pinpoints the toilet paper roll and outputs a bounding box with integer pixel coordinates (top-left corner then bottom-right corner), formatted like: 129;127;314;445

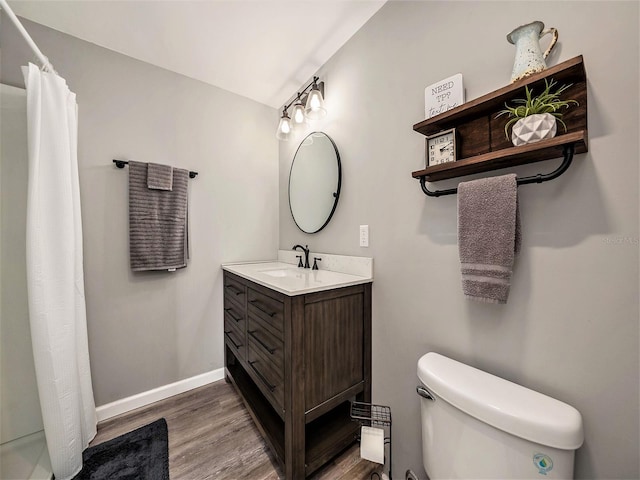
360;426;385;464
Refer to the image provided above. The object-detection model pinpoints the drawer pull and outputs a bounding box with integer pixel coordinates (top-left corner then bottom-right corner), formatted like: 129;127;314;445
248;330;276;354
224;332;243;349
249;361;276;392
249;299;277;317
225;284;243;296
224;308;242;322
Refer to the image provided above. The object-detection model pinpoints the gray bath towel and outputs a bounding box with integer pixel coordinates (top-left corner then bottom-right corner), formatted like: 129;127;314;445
147;162;173;191
458;174;521;304
129;161;189;272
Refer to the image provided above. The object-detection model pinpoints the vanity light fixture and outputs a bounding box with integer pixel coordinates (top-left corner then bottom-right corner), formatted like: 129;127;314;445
276;76;326;140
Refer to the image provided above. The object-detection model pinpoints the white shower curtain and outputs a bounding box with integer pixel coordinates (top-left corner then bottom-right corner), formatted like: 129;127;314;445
23;63;97;480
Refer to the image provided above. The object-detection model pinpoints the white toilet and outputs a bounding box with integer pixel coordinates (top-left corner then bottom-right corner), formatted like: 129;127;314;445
417;352;584;479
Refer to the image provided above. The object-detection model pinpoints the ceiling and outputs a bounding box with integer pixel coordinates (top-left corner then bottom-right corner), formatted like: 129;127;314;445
8;0;386;108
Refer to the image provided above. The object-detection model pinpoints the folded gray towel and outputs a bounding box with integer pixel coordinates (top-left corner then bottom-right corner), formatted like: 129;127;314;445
147;162;173;191
129;161;189;272
458;174;521;304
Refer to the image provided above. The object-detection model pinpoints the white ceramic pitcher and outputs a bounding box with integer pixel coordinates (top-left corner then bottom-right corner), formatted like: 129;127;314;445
507;21;558;83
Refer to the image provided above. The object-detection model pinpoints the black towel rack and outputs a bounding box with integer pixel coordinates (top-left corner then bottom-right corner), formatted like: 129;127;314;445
419;143;575;198
113;159;198;179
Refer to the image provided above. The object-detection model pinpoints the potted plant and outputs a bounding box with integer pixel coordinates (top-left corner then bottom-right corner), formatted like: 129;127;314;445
496;78;579;146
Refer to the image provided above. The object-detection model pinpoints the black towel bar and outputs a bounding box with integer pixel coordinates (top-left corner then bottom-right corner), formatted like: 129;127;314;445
418;143;575;197
113;159;198;179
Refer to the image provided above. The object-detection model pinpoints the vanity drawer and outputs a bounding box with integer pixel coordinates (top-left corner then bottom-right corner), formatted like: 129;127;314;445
248;316;284;374
247;288;284;337
224;274;247;310
224;297;246;332
224;328;245;361
224;310;244;338
248;344;284;412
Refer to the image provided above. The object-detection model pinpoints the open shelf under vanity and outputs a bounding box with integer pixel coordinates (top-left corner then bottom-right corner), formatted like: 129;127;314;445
227;351;361;476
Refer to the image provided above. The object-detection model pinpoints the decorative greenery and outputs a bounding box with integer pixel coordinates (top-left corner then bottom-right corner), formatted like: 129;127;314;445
496;78;579;139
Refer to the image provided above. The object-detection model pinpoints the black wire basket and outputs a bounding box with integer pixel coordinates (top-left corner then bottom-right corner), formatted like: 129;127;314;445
350;401;392;480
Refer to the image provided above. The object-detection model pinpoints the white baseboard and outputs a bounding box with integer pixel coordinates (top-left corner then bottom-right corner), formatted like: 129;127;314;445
96;368;225;422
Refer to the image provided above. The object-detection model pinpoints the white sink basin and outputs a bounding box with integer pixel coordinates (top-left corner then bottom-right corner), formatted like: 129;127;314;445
259;267;299;278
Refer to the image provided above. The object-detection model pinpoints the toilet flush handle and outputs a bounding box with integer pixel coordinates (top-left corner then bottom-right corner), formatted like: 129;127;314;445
416;385;435;401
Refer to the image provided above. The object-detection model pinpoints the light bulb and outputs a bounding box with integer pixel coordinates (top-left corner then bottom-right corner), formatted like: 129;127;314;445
276;112;292;141
291;102;306;126
304;86;326;120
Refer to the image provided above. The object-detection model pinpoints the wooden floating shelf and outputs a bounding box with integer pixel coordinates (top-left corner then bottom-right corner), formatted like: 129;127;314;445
411;55;588;193
412;130;587;182
413;55;586;137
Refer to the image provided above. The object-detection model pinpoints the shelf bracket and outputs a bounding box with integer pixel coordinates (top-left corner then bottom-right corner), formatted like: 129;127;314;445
419;143;575;198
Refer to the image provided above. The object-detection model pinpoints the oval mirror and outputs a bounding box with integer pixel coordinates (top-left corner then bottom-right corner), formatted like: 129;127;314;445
288;132;341;234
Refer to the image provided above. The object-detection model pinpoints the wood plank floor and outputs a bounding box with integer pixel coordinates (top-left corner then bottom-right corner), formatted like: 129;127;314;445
92;380;380;479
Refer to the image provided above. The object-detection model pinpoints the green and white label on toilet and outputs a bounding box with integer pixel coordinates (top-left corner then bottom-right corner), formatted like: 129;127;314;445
533;453;554;475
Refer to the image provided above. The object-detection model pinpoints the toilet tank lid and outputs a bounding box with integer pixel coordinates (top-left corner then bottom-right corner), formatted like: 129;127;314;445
417;352;584;450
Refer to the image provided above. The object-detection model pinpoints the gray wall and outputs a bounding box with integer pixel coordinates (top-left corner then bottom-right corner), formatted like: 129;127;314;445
280;2;639;479
1;16;279;406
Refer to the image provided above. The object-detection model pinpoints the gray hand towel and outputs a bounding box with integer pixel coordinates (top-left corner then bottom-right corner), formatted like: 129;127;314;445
129;161;189;272
147;162;173;191
458;174;521;304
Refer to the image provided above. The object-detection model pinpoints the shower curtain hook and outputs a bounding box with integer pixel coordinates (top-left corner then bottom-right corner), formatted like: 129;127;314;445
39;56;56;74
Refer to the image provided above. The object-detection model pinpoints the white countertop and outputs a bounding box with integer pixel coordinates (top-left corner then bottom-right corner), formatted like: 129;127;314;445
222;258;373;296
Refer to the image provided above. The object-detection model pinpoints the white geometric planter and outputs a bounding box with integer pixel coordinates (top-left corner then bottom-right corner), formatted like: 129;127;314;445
511;113;557;146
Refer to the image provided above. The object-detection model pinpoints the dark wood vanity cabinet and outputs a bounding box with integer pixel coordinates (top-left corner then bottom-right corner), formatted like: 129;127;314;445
223;271;372;479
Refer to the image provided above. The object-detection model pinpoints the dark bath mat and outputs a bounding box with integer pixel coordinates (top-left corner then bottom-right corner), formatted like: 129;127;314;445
73;418;169;480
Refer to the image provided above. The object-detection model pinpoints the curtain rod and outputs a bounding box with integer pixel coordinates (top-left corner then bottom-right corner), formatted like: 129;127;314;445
0;0;55;73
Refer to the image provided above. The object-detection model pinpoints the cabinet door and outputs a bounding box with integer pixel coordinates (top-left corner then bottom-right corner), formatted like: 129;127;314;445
304;291;364;410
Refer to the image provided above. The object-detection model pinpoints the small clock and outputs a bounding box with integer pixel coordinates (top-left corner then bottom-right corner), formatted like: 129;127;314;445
425;128;457;167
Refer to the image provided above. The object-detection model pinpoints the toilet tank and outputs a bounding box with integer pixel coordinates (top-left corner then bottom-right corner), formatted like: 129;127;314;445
417;353;583;479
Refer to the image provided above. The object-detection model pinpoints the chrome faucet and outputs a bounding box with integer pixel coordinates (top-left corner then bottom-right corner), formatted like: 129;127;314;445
292;244;310;268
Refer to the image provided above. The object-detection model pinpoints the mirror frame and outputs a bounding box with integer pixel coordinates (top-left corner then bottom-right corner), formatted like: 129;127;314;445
288;132;342;234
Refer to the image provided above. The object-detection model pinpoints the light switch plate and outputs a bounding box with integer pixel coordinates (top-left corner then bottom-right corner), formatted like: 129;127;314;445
360;225;369;247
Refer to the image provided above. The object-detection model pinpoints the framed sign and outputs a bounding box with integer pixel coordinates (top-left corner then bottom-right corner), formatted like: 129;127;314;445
425;73;465;119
